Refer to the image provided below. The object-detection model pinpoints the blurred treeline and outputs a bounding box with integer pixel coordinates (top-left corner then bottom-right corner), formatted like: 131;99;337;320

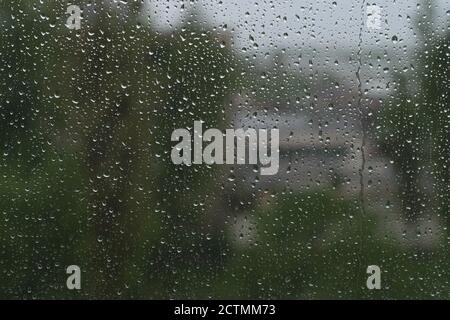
0;1;448;299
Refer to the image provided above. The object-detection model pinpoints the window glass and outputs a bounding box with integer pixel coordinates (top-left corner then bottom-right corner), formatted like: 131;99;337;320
0;0;448;299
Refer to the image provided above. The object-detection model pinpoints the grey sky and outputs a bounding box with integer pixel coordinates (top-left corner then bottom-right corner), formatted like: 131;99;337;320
144;0;448;52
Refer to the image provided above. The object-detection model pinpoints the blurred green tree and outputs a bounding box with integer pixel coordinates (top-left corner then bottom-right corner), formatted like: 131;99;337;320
0;1;238;298
374;3;449;227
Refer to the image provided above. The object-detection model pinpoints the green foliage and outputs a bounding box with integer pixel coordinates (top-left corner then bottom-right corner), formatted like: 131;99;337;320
0;1;448;299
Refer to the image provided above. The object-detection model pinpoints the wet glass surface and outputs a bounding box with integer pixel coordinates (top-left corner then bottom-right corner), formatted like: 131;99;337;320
0;0;448;299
